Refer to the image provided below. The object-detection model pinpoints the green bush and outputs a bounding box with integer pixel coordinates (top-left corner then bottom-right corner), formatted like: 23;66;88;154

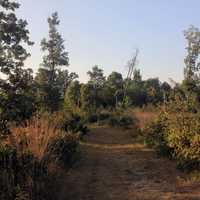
144;113;172;157
53;112;89;136
166;111;200;170
47;133;80;167
98;112;111;121
86;114;98;123
144;93;200;171
85;110;137;129
119;116;134;127
0;145;48;200
108;114;135;128
85;112;111;124
108;116;119;126
0;118;10;136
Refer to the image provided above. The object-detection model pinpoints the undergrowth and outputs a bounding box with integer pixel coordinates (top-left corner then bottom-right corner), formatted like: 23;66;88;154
0;112;86;200
143;94;200;171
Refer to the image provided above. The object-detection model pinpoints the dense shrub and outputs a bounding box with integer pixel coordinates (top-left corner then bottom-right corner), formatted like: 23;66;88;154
58;112;89;136
108;114;137;129
119;116;134;127
0;118;10;136
86;111;111;124
47;133;80;167
166;111;200;170
144;94;200;170
98;112;111;121
144;113;172;157
85;109;138;129
86;114;98;123
108;116;119;127
0;145;48;200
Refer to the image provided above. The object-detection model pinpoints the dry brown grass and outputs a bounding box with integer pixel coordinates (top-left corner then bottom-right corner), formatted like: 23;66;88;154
128;108;157;128
8;115;63;160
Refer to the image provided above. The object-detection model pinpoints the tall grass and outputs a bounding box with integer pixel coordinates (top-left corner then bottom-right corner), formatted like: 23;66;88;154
8;115;61;161
127;107;157;128
0;113;81;199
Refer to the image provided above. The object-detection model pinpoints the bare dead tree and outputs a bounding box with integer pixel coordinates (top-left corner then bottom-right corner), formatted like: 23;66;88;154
122;49;139;104
126;49;139;80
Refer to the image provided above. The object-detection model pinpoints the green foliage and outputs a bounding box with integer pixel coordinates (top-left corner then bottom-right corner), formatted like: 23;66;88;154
64;80;81;109
98;112;111;121
166;111;200;170
107;71;123;90
108;115;135;128
41;12;69;77
184;26;200;81
126;81;146;107
144;113;171;156
143;27;200;171
84;108;137;129
80;83;97;113
77;66;170;112
59;112;89;136
106;72;124;107
144;78;163;105
85;111;111;124
87;65;106;88
80;66;107;112
119;115;135;127
144;93;200;170
0;0;36;133
36;12;71;112
47;133;80;167
86;114;98;123
0;145;46;200
0;118;10;135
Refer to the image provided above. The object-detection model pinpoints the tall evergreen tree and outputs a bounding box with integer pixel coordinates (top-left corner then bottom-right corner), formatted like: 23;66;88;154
36;12;69;111
41;12;69;84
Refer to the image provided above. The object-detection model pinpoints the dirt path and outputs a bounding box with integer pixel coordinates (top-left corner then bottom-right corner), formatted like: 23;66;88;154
60;127;200;200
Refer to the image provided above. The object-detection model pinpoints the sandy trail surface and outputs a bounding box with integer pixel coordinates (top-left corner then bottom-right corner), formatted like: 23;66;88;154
60;127;200;200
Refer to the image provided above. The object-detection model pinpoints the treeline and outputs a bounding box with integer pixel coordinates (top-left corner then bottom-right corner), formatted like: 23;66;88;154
65;66;171;113
0;0;172;131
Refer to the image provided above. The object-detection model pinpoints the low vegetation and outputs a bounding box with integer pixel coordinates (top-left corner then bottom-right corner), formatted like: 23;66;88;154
0;113;81;199
144;94;200;170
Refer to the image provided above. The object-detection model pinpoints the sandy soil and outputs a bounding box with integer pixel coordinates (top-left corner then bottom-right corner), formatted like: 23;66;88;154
59;127;200;200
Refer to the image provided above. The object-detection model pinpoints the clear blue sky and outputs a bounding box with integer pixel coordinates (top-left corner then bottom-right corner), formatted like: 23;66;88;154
16;0;200;83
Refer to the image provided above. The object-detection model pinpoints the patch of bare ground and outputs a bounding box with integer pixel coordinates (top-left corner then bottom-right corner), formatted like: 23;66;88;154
59;127;200;200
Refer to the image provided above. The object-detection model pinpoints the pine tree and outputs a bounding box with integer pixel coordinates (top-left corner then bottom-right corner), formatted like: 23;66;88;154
36;12;69;111
41;12;69;84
